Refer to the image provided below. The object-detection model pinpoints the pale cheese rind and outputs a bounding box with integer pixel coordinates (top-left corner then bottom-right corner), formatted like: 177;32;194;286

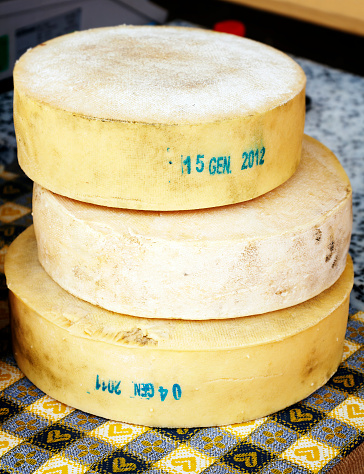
13;25;306;210
6;227;353;427
33;136;352;319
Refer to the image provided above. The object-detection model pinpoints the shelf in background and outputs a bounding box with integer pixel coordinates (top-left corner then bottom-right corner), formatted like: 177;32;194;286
222;0;364;36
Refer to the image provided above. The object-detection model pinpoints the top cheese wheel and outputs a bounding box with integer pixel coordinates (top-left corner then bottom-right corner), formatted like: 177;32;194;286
13;26;306;210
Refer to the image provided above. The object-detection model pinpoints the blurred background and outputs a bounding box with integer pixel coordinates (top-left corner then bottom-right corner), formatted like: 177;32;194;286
1;0;364;93
155;0;364;74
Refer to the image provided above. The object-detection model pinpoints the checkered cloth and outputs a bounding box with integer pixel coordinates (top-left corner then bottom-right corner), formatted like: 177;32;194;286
0;317;364;474
0;166;363;474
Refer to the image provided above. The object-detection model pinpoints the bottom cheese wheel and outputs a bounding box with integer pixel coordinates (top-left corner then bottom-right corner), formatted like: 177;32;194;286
5;227;353;428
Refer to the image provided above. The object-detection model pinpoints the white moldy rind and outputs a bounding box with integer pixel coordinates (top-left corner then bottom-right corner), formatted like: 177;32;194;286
14;26;304;123
33;135;352;320
13;25;306;210
5;227;353;427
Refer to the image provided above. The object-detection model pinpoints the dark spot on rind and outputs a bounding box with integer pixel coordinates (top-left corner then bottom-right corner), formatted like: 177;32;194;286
121;328;157;346
325;240;335;262
275;289;288;296
12;317;65;391
331;257;338;268
315;228;322;243
302;355;319;379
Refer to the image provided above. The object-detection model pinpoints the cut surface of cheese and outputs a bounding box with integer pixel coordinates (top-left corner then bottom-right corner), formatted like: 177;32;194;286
14;25;306;210
6;226;353;427
33;136;352;320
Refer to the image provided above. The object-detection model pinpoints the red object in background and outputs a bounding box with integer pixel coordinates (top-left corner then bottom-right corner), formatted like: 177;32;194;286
213;20;246;37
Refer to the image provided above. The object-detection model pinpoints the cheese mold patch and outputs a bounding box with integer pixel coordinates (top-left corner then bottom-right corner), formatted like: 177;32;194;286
33;135;352;320
5;227;353;427
14;25;306;210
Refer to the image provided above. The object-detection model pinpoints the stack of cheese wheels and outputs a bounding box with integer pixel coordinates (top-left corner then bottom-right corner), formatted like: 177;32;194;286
6;26;353;428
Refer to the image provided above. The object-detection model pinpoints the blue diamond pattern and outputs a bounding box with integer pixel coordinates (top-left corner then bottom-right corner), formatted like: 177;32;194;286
346;348;364;373
2;412;50;439
250;422;298;454
310;418;358;448
62;410;107;432
202;462;240;474
346;319;364;344
303;386;346;412
0;442;50;474
128;430;176;462
191;428;239;458
4;378;44;406
260;458;311;473
63;436;114;466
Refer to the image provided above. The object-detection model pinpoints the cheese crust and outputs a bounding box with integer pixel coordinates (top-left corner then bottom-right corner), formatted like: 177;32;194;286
33;135;352;319
6;227;353;427
13;25;306;210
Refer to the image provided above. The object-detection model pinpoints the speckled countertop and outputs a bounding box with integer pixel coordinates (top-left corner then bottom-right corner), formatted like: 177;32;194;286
294;57;364;312
0;55;363;311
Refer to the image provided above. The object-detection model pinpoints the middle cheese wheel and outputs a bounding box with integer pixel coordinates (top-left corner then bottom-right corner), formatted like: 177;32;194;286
33;136;352;320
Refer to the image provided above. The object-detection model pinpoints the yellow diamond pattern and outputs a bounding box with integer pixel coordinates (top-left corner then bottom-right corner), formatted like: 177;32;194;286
0;431;23;455
0;245;8;273
0;360;23;390
90;421;149;447
223;417;267;439
0;202;30;223
351;312;364;323
0;171;19;181
155;444;214;474
281;435;338;472
33;454;88;474
26;395;75;421
328;395;364;429
342;339;361;361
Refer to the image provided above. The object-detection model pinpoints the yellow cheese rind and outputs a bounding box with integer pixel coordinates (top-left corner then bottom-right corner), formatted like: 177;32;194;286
33;136;352;319
6;227;353;427
13;26;306;210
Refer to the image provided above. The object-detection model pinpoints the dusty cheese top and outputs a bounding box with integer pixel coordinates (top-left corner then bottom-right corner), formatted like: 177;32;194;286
51;136;351;241
6;227;353;350
14;25;306;124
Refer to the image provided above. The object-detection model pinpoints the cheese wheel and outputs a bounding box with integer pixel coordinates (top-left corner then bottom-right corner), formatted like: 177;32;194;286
14;26;306;210
6;227;353;427
33;136;352;320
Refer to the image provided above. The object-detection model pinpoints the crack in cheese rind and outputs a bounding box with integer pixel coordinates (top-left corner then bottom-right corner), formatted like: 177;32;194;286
6;227;353;427
13;26;306;210
32;136;352;320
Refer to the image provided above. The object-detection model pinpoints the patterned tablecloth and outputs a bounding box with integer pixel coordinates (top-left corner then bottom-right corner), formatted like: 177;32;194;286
0;50;363;474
